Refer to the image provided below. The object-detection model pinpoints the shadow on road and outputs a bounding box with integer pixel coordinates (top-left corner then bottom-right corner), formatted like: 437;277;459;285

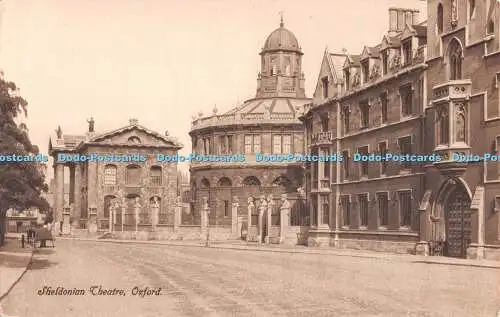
0;253;31;269
28;256;58;270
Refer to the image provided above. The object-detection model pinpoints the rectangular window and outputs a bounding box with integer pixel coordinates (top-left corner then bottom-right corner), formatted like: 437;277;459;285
358;146;369;177
219;136;226;154
378;141;388;175
104;167;116;185
323;149;330;178
244;135;260;154
380;92;388;123
203;137;211;155
359;100;369;128
341;196;350;226
402;40;412;66
227;135;233;154
358;193;369;227
400;84;413;116
382;50;388;75
322;76;329;99
377;192;389;226
343;108;350;134
399;190;412;227
253;135;261;153
224;200;229;217
283;135;292;153
273;135;282;154
342;150;350;179
398;136;412;169
321;115;329;132
361;60;369;83
344;69;350;91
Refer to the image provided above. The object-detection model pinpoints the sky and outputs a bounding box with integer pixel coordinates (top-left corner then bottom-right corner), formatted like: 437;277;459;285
0;0;427;179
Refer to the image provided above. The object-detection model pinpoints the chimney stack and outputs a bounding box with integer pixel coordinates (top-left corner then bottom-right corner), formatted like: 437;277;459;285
388;7;420;36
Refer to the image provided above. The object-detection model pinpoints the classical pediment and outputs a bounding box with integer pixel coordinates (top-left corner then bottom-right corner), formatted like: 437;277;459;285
86;125;182;149
380;35;392;51
400;24;416;41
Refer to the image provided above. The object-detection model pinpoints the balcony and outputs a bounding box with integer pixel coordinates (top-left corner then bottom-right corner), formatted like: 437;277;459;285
431;145;473;176
432;80;472;102
311;131;334;145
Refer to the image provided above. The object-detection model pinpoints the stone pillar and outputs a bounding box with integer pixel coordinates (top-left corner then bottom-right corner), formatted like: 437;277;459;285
470;186;485;260
231;196;239;237
62;205;71;235
134;198;141;236
201;197;209;234
317;195;323;227
265;195;273;244
69;165;75;204
258;196;267;244
86;161;98;222
174;196;182;232
88;204;97;233
109;204;115;233
246;197;254;242
280;194;291;244
73;164;82;227
53;163;65;232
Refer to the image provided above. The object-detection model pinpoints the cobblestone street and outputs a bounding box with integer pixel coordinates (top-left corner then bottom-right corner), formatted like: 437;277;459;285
1;240;499;317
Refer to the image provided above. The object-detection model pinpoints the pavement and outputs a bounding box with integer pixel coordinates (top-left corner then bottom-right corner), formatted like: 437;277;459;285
56;235;500;269
0;238;499;317
0;236;34;301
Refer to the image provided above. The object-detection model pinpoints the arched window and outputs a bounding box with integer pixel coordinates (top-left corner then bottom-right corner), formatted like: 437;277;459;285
104;164;117;185
128;136;141;144
217;177;232;187
125;165;141;185
103;195;116;218
438;107;449;145
455;107;466;142
200;178;210;188
488;19;494;34
448;40;463;80
242;176;261;186
150;166;162;186
437;3;444;33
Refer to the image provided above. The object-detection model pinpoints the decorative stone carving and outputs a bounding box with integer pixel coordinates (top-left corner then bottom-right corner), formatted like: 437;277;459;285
369;64;380;80
451;0;458;28
352;73;360;87
281;194;291;209
390;54;401;70
87;117;95;132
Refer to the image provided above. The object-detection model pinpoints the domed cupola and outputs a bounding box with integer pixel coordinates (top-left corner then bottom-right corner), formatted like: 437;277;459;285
261;17;302;55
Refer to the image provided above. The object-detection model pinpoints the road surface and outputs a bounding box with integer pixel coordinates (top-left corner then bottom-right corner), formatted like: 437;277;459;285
1;240;499;317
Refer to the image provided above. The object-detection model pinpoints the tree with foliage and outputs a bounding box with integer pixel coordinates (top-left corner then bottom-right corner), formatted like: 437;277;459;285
0;73;49;246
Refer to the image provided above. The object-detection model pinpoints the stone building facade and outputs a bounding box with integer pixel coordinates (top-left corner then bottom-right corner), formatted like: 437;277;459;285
48;118;182;233
189;18;311;242
302;8;427;252
303;2;500;260
422;0;500;259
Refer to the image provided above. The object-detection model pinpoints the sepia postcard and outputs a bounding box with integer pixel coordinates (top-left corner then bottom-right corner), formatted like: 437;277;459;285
0;0;499;316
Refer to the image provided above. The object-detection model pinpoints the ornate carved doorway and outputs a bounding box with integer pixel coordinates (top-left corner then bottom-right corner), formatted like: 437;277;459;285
444;186;472;258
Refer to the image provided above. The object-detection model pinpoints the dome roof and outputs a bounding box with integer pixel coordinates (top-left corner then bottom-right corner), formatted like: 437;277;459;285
224;97;308;117
262;20;301;53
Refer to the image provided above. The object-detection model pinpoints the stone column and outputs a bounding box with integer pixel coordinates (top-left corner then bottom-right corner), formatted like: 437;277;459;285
53;163;65;232
73;164;82;226
265;195;273;244
109;204;115;233
231;196;239;237
69;165;75;204
470;186;485;260
280;194;291;244
174;196;182;232
246;197;254;242
201;197;209;234
258;196;267;244
134;198;141;237
416;190;432;256
62;205;71;235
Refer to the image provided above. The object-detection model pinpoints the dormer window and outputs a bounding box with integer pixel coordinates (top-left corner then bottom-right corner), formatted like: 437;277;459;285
322;76;329;99
344;69;351;91
361;60;369;83
402;40;412;66
381;50;389;75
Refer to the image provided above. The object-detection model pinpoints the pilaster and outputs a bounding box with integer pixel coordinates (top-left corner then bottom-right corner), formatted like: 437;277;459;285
73;164;82;224
54;163;65;225
231;196;239;237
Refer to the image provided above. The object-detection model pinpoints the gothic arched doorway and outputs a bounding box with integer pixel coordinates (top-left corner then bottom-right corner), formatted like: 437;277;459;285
443;184;472;258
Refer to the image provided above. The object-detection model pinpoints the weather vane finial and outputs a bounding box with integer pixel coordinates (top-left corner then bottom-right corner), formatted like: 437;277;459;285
279;11;284;27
